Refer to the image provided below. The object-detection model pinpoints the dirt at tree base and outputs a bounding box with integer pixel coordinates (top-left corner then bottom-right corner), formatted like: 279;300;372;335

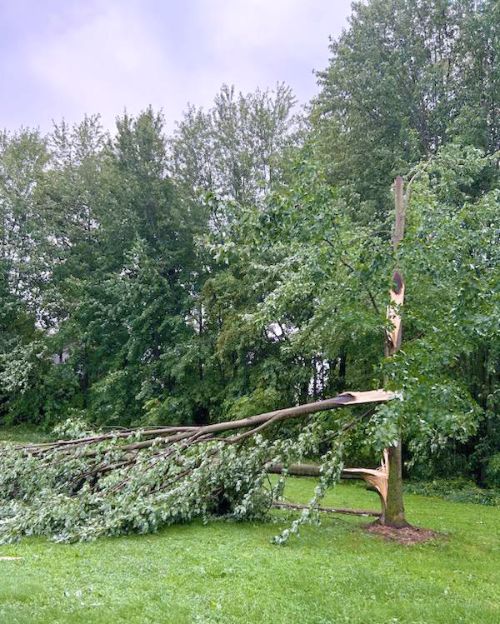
364;523;440;545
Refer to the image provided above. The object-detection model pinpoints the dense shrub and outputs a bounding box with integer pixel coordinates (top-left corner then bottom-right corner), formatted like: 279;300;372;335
405;479;499;506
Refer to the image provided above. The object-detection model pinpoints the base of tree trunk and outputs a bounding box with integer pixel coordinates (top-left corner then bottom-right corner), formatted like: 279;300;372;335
375;514;411;529
382;440;408;527
365;522;438;545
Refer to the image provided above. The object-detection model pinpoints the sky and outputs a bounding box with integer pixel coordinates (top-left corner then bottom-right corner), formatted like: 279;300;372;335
0;0;353;133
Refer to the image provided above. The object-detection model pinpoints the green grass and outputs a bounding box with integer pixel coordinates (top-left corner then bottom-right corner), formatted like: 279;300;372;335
0;424;51;444
0;433;499;623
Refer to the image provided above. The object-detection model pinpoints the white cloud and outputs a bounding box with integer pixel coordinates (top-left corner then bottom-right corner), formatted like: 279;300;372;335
28;2;182;128
191;0;352;102
200;0;348;51
20;0;352;131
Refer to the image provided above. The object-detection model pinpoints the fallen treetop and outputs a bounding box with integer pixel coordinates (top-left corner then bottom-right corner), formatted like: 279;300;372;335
0;389;396;543
18;389;397;456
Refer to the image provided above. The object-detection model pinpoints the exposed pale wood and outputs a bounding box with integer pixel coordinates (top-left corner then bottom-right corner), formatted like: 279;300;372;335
385;176;406;356
386;270;405;353
382;175;409;527
268;450;389;507
386;175;406;356
343;449;389;506
392;175;406;248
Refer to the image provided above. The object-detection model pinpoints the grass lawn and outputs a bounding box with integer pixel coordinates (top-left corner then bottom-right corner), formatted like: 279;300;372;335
0;434;499;623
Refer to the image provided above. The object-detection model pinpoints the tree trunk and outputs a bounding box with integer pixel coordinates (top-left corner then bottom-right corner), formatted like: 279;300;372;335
382;441;408;527
381;175;409;528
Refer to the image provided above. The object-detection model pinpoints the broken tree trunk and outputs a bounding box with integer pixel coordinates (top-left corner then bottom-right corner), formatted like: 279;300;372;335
268;450;389;514
3;389;400;543
382;175;409;528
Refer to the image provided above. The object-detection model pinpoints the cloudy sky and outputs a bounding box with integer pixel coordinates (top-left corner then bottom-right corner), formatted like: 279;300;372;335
1;0;352;133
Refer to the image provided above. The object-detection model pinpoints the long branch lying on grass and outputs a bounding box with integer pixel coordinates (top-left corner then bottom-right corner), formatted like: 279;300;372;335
272;501;381;517
0;390;395;543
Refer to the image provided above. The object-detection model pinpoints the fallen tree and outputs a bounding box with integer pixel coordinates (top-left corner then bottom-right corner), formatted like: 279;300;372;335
0;390;395;543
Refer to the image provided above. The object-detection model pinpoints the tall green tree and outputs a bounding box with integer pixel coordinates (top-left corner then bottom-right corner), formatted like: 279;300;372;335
313;0;499;219
160;85;301;423
68;109;203;425
212;143;499;489
169;84;298;227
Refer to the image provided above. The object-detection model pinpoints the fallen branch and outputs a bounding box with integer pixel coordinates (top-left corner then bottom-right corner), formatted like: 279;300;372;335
18;390;396;457
0;389;395;543
269;453;389;508
272;501;381;517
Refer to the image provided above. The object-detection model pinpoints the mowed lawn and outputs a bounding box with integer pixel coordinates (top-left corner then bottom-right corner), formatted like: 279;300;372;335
0;434;498;623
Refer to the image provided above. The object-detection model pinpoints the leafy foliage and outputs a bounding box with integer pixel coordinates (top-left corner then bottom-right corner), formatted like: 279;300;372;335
0;416;347;543
405;478;499;506
313;0;499;218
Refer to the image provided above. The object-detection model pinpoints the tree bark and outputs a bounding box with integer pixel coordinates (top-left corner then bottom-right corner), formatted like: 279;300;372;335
22;390;396;457
381;175;409;527
383;442;407;527
269;457;389;515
